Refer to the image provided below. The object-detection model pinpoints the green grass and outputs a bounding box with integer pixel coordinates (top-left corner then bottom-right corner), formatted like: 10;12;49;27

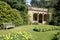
0;24;60;40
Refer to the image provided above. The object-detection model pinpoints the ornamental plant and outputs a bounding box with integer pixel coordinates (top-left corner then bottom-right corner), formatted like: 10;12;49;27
0;31;32;40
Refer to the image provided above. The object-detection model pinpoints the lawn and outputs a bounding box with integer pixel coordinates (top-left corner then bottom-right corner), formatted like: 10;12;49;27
0;24;60;40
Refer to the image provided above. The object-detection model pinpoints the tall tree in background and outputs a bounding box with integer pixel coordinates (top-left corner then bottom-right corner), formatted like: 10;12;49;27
0;0;26;11
31;0;57;8
53;0;60;26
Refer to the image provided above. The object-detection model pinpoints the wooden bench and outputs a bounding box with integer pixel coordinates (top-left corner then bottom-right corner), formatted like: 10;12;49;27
3;22;15;29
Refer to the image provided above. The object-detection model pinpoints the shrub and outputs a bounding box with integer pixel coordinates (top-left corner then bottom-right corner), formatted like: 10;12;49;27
0;0;29;25
52;34;59;40
9;9;23;26
20;12;29;25
52;32;60;40
0;1;23;27
42;29;47;32
33;27;40;32
0;31;32;40
49;20;54;25
32;22;39;25
51;27;55;31
57;32;60;35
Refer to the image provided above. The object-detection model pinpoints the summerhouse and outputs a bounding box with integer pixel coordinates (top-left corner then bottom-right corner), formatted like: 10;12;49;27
28;6;51;24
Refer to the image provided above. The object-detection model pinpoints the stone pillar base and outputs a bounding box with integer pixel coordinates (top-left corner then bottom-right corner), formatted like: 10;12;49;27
42;21;46;24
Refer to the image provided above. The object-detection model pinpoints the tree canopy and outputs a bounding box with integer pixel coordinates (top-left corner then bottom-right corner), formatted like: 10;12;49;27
0;0;29;24
31;0;57;8
0;0;26;11
53;0;60;26
0;1;23;27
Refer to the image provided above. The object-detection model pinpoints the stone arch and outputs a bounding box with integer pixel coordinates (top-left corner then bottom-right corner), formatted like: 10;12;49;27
39;14;42;23
44;14;47;21
33;13;38;21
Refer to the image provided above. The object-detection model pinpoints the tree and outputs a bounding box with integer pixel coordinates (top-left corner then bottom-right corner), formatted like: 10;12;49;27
31;0;57;8
53;0;60;26
0;0;29;24
0;1;23;27
0;0;26;11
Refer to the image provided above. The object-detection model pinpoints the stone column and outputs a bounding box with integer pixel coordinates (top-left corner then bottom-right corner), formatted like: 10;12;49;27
42;14;47;24
42;14;44;24
37;13;39;23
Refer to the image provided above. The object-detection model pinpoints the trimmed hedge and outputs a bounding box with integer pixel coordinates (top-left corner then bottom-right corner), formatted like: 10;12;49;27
33;26;59;32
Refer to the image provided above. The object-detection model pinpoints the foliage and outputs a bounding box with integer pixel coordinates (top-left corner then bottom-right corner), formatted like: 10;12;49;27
33;25;60;32
53;0;60;26
32;22;39;25
33;27;40;32
0;0;29;24
49;20;55;25
0;1;23;27
0;0;26;10
31;0;57;8
0;31;31;40
49;0;60;26
52;35;59;40
52;32;60;40
20;12;29;24
9;9;23;26
57;32;60;40
0;25;59;40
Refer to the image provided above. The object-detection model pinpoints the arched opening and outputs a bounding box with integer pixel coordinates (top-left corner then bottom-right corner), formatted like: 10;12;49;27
44;14;47;21
39;14;42;23
33;13;37;21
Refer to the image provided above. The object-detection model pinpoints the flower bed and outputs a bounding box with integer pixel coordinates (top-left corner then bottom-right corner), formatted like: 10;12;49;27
0;31;32;40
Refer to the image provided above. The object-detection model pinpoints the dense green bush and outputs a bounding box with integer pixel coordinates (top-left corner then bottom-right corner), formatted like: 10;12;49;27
20;12;29;25
32;22;39;25
52;34;59;40
33;26;59;32
0;0;29;25
52;32;60;40
0;31;32;40
0;1;23;27
9;9;23;26
33;27;40;32
49;20;55;25
57;32;60;39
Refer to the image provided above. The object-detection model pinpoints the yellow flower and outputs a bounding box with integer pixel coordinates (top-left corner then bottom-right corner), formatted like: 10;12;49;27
11;37;13;39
